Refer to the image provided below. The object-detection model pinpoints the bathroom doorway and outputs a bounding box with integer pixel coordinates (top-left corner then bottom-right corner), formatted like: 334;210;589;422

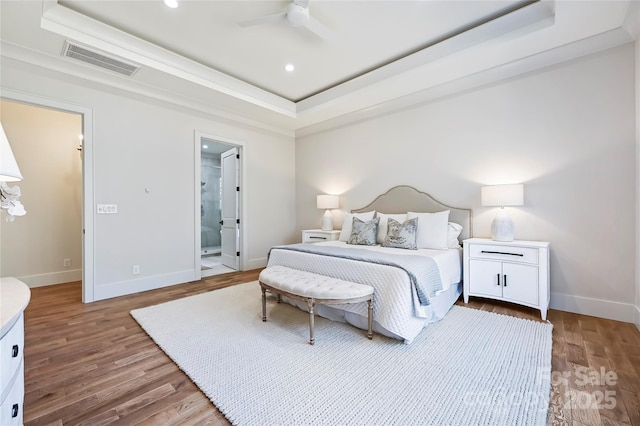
199;137;240;277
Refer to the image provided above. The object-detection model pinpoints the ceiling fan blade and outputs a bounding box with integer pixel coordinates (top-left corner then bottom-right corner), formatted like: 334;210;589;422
305;16;337;42
238;12;286;28
294;0;310;8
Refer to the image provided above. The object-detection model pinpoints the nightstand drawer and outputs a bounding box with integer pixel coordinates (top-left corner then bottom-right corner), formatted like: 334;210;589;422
301;229;340;244
303;232;333;242
468;244;539;264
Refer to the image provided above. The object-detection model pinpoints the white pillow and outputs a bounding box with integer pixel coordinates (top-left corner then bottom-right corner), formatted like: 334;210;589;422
339;211;376;241
447;222;463;248
406;210;450;250
376;213;408;244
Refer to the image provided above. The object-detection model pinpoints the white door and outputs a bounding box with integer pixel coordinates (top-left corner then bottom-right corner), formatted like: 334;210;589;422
221;148;239;270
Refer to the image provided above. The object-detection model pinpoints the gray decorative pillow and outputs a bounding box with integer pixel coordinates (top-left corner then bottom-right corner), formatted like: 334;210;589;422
382;217;418;250
348;217;379;246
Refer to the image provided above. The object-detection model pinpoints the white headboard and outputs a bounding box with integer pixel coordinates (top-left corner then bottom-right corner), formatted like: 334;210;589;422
351;185;473;241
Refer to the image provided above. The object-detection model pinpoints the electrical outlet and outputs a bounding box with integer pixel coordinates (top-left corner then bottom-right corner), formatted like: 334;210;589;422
63;259;71;268
132;265;140;275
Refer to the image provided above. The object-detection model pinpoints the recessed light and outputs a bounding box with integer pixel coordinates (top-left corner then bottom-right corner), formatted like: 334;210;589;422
285;64;295;72
164;0;179;8
202;145;208;149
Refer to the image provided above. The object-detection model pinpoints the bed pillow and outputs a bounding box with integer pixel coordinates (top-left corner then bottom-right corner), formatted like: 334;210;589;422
382;217;418;250
348;217;379;246
407;210;450;250
448;222;463;248
339;211;376;241
376;213;408;244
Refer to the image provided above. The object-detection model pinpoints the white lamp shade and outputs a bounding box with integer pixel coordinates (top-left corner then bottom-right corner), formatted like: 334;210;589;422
317;194;339;209
481;184;523;207
0;123;23;182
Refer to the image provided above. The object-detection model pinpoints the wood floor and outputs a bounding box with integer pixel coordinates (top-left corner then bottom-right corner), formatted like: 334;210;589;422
22;271;640;426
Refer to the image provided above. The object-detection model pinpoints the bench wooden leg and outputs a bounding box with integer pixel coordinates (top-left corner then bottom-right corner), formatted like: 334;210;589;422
307;298;315;345
261;285;267;322
367;298;373;340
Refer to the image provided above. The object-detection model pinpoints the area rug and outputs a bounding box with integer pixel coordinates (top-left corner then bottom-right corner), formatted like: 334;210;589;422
131;282;553;425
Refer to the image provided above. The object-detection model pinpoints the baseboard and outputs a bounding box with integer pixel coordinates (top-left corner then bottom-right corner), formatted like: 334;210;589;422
93;270;195;301
634;304;640;331
17;269;82;288
245;257;267;271
550;292;636;323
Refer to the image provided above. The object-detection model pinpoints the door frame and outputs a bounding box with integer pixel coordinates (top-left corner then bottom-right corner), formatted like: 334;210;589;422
1;88;95;302
193;130;246;280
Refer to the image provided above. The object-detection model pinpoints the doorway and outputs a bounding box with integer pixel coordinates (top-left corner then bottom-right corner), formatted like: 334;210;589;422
198;137;242;278
0;97;88;295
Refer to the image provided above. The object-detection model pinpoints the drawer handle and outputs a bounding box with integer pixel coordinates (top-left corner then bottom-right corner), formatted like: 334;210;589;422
12;344;19;358
481;250;524;257
504;275;508;287
309;236;327;240
496;274;500;286
11;403;19;418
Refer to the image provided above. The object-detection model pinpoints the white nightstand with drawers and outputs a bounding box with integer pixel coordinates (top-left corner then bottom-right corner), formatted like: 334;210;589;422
1;277;31;426
463;238;550;320
302;229;341;244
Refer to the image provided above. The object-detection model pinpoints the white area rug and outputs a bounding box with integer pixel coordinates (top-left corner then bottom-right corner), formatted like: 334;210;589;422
131;282;553;425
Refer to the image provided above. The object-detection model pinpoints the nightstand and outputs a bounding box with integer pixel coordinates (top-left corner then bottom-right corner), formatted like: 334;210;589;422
463;238;550;320
302;229;341;243
1;278;30;426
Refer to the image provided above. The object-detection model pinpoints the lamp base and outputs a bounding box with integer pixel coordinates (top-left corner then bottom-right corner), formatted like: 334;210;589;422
321;209;333;231
491;209;515;242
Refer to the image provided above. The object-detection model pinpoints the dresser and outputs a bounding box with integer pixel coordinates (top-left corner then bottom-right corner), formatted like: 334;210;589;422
463;238;550;320
1;277;30;426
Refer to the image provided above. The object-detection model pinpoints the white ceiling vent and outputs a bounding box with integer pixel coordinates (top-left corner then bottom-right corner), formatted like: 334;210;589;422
62;41;140;77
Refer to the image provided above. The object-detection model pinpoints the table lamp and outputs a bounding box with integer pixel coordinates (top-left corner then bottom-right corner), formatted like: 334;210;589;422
317;195;339;231
481;184;523;242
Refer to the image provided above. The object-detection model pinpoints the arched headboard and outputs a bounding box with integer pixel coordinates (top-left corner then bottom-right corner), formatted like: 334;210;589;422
351;185;473;241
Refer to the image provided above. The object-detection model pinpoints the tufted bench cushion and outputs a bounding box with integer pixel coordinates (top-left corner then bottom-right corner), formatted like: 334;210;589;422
259;265;374;345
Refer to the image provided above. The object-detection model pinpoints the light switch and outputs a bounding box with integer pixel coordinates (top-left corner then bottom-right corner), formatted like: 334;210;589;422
97;204;118;214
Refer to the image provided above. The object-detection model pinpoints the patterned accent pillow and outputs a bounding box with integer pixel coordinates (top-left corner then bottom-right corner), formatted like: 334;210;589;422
348;217;379;246
382;217;418;250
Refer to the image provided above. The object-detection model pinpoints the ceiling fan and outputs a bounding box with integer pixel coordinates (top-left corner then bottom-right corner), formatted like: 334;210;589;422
238;0;336;42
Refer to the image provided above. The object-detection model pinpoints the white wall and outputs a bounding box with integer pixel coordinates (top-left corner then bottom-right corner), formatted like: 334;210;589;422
0;57;296;300
0;100;83;286
636;28;640;331
296;44;636;323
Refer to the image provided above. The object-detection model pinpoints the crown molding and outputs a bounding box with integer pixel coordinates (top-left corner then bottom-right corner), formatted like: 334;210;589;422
0;42;296;137
40;2;297;118
296;27;634;138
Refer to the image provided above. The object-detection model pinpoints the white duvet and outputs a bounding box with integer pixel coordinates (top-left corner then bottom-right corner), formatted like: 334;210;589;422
266;241;462;343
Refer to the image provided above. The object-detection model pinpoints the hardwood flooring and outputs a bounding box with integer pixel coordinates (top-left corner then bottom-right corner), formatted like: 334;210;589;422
22;271;640;425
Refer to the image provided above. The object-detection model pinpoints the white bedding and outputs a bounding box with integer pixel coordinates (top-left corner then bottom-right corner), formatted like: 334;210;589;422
266;242;462;343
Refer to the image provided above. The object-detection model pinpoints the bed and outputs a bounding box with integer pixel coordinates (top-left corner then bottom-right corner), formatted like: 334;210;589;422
267;185;473;344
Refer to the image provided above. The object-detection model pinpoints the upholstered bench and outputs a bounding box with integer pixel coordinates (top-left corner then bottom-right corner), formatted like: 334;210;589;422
258;265;374;345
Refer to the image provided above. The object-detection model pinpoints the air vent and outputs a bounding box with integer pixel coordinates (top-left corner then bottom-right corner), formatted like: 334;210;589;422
62;41;140;77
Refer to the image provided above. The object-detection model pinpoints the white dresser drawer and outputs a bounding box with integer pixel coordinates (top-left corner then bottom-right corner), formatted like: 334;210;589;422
0;362;24;426
0;313;23;394
468;243;539;264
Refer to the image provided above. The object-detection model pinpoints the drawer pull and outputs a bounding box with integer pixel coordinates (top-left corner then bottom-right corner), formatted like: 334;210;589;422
496;274;500;286
504;275;508;287
11;404;19;418
481;250;524;257
12;344;19;358
309;236;327;240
